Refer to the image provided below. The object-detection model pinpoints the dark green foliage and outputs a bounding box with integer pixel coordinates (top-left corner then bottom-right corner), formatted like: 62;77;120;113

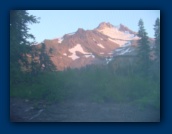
154;18;160;63
10;10;39;85
11;64;160;109
147;18;160;84
39;43;56;72
10;72;65;101
137;19;150;74
108;55;139;76
30;59;40;76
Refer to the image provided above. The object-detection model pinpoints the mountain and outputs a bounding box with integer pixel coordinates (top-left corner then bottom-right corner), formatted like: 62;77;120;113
32;22;153;71
118;24;137;35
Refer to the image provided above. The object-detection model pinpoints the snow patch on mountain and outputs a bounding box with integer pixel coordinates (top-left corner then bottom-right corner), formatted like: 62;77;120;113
58;37;63;43
106;57;113;64
85;55;91;58
97;24;139;46
85;54;95;58
108;38;127;47
68;53;79;60
114;46;135;56
120;48;130;55
68;44;91;60
97;43;105;49
97;27;132;41
124;31;137;39
91;55;95;58
124;31;130;34
123;41;131;47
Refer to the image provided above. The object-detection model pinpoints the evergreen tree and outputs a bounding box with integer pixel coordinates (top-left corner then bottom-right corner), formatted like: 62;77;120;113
151;18;160;80
154;18;160;63
39;43;56;71
10;10;39;84
137;19;150;74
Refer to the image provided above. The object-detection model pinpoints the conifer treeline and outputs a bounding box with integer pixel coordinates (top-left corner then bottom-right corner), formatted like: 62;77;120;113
10;10;160;85
137;18;160;75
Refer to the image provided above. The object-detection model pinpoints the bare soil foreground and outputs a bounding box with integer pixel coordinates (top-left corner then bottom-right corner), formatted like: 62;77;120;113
10;98;160;122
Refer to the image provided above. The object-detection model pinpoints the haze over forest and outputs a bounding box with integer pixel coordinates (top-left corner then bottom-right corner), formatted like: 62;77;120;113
10;10;160;122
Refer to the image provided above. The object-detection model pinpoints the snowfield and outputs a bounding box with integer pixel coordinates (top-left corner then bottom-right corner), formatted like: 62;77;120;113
97;43;105;49
68;44;92;60
85;54;95;58
97;26;139;46
108;38;127;47
114;46;134;56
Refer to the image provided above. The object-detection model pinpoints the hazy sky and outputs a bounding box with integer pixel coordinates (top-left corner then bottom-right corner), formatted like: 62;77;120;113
28;10;160;43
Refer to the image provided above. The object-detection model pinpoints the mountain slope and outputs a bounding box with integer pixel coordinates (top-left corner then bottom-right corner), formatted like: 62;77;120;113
33;22;153;70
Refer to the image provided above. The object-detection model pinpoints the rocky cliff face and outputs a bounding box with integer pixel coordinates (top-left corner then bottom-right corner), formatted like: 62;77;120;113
33;22;154;71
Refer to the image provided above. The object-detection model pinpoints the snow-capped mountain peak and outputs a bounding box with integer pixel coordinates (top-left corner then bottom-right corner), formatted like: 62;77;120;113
97;22;114;30
32;22;151;70
95;22;139;47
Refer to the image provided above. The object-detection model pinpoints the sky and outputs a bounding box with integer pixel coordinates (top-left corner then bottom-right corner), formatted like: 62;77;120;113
28;10;160;43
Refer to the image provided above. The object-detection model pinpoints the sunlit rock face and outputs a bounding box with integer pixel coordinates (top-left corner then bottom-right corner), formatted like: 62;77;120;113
33;22;153;70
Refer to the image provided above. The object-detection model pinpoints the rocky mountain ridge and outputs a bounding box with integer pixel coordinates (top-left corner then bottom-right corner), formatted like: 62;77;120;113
32;22;154;70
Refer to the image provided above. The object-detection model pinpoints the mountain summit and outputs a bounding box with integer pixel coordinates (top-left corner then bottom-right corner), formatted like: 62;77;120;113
96;22;114;29
32;22;153;71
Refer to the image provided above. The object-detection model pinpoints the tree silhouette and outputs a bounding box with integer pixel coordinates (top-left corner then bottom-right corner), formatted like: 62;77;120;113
10;10;39;84
154;18;160;63
137;19;150;74
39;43;56;71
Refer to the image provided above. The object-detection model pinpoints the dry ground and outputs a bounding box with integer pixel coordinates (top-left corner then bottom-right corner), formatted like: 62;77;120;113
10;98;160;122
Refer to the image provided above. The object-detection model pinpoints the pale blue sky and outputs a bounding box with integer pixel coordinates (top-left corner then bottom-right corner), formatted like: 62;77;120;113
28;10;160;43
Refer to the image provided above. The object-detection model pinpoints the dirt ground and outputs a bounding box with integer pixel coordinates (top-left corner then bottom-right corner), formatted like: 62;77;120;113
10;98;160;122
